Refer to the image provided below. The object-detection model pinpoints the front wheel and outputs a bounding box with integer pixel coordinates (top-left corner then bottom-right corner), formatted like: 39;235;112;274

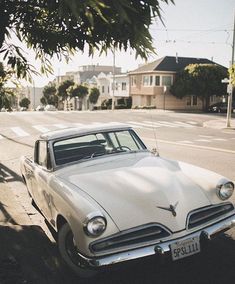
58;223;97;278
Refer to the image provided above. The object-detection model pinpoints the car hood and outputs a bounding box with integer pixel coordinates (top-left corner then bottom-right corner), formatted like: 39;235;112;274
58;153;222;232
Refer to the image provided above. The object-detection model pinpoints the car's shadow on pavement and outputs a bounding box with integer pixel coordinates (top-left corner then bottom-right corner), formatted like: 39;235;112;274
0;224;234;284
0;163;23;183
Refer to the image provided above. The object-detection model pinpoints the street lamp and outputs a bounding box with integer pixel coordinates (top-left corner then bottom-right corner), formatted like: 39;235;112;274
228;11;235;127
222;78;233;127
222;11;235;128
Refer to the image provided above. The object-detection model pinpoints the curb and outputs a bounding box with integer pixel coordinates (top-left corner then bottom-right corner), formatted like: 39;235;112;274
203;120;235;130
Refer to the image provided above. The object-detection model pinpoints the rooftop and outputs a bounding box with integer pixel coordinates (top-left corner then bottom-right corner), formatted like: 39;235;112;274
130;56;223;73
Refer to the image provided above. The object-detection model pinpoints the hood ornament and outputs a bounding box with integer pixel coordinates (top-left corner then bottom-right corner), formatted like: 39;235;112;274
157;201;179;217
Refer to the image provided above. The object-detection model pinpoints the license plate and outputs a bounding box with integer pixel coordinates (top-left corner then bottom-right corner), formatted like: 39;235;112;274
170;236;200;261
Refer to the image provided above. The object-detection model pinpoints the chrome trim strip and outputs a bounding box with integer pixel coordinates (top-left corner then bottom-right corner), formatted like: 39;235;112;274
186;202;234;229
89;223;172;254
78;214;235;268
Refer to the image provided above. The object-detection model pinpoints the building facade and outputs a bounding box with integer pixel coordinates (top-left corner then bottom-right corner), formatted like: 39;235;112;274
129;56;224;110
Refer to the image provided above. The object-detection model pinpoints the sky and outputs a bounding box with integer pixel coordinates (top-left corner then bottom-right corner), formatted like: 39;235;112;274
7;0;235;87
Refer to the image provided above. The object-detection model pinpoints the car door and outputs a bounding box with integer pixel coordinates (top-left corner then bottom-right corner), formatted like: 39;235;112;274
31;140;54;221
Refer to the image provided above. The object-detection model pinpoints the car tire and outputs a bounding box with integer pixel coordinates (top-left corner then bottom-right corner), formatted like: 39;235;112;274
58;223;97;278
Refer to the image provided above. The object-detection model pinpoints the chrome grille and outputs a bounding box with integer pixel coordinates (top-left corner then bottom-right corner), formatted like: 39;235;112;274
90;224;171;253
187;203;234;229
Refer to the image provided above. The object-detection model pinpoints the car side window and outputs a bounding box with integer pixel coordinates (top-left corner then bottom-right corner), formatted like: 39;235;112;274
38;141;48;168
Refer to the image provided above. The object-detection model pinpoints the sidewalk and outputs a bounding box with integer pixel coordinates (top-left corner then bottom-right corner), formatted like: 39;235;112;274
0;181;66;284
203;118;235;130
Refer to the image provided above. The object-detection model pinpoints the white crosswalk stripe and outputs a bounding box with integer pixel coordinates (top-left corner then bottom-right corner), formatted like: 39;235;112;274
33;125;50;133
53;124;67;129
143;121;163;128
178;140;194;144
11;127;30;137
212;138;227;141
126;121;147;128
173;121;195;128
199;135;213;138
195;139;211;143
129;120;196;128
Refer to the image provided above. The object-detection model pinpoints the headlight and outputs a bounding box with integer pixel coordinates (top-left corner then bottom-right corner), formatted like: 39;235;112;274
84;216;106;237
217;181;234;200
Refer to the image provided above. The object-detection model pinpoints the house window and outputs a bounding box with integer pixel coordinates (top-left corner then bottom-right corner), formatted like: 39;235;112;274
192;95;197;106
143;75;153;86
155;76;160;86
187;95;198;106
143;75;149;86
102;86;105;93
122;82;127;90
131;76;136;86
186;96;191;106
162;76;172;86
210;95;216;103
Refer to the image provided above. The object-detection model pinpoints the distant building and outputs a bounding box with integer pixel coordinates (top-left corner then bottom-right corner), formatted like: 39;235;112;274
129;56;225;110
94;72;130;106
55;65;121;86
10;86;43;110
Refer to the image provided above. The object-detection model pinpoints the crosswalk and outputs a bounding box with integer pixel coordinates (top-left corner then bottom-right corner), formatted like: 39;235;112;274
128;120;196;129
0;120;198;140
0;121;235;148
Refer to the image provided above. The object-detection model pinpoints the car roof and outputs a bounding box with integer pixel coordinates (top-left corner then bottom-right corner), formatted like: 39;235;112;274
39;123;132;141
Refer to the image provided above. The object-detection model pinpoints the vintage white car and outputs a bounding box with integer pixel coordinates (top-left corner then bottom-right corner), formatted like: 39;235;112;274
20;124;235;277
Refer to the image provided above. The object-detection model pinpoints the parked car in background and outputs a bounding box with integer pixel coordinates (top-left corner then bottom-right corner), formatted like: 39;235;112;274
208;102;235;113
36;105;45;111
20;107;27;111
45;104;57;111
20;124;235;278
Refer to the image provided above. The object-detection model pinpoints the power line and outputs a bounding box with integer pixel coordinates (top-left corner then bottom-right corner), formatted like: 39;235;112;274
156;39;231;45
153;28;233;32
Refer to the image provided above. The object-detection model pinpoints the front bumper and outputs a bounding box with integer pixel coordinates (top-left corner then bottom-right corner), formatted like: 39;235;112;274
78;214;235;268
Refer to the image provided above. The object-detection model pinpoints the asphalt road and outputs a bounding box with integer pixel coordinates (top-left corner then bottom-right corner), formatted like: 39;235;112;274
0;109;235;283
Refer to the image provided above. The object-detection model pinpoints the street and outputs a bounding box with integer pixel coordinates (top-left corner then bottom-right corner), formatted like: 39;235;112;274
0;109;235;283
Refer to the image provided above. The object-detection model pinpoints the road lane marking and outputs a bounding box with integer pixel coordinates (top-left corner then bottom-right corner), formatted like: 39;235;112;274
178;140;194;144
212;138;227;141
143;137;235;154
156;121;178;127
195;139;211;142
173;121;195;128
126;121;146;128
187;121;198;125
143;121;165;128
199;135;213;138
11;127;30;137
53;124;67;129
33;125;50;133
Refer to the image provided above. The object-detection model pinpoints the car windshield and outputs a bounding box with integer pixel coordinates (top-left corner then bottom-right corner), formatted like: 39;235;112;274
53;129;146;166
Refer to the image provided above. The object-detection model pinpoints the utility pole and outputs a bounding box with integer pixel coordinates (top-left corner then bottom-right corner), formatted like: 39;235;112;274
111;48;115;111
226;10;235;127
